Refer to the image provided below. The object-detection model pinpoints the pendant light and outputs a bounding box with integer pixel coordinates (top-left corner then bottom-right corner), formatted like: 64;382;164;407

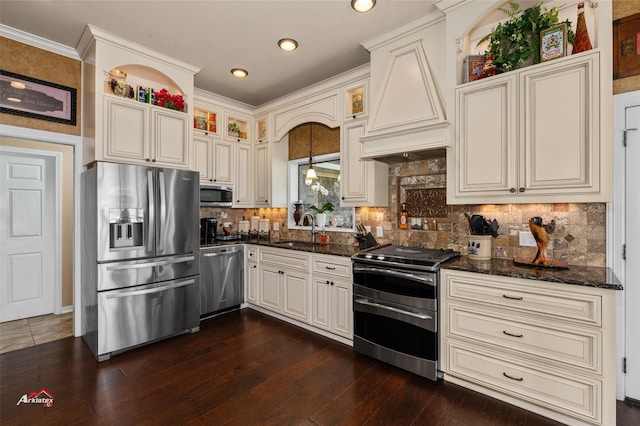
305;123;317;180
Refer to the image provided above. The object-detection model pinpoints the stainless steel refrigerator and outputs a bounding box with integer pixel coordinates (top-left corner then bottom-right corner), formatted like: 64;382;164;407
81;162;200;361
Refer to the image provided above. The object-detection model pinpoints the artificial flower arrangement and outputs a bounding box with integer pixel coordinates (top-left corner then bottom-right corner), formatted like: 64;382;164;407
155;88;185;111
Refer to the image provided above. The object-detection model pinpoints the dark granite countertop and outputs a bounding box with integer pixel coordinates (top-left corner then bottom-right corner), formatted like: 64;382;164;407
442;256;623;291
201;239;359;258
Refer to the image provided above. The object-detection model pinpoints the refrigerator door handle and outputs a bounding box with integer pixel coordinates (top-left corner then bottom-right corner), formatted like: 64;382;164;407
105;278;196;299
158;171;166;251
147;170;155;250
105;255;196;271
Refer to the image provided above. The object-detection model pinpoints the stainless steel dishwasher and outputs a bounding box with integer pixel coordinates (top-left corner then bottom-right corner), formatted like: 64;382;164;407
200;245;244;318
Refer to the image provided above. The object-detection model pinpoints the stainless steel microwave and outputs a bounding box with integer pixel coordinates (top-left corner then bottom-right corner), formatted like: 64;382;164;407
200;184;233;207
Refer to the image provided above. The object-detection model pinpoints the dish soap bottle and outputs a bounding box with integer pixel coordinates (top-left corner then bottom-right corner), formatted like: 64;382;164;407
400;203;409;230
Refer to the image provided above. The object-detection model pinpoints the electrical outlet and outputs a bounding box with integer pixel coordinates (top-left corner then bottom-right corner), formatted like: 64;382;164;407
376;226;383;238
519;231;537;247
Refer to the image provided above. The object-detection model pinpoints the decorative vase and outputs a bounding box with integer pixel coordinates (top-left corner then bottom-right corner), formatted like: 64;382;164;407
315;213;327;228
572;2;592;54
293;202;302;226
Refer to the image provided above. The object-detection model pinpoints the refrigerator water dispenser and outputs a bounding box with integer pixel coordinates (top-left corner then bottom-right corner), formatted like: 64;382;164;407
109;209;144;248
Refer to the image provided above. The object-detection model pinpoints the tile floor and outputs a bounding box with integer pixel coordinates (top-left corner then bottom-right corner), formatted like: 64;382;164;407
0;312;73;354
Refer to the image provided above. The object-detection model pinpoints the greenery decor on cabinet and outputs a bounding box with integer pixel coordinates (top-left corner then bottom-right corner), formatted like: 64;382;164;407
228;121;241;137
476;2;575;73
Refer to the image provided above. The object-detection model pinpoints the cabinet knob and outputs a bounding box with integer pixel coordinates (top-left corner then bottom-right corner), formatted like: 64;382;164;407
209;179;213;182
151;159;156;163
509;188;516;193
251;265;257;268
326;280;330;284
146;158;151;162
331;281;334;286
519;187;525;193
265;200;268;203
341;196;345;200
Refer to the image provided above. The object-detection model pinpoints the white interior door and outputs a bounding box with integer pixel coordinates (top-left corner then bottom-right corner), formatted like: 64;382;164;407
625;105;640;401
0;151;56;322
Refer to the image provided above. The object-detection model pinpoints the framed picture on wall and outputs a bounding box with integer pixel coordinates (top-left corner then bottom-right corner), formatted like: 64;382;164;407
613;12;640;80
540;23;567;62
0;70;77;125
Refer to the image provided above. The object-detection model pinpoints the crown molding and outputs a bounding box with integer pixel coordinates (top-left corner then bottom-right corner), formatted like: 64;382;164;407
0;24;80;60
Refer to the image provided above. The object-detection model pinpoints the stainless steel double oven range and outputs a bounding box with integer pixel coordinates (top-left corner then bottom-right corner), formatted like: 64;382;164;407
351;245;460;381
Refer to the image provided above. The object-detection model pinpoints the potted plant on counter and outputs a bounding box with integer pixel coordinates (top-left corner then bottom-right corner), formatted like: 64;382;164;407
310;202;334;228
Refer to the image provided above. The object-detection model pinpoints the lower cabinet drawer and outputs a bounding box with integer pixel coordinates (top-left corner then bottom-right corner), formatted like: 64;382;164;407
447;341;600;424
448;304;600;373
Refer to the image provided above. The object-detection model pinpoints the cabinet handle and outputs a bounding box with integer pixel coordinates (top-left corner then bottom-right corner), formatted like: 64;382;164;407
503;372;524;382
509;188;516;193
502;294;523;301
325;266;336;270
519;187;525;193
503;330;524;338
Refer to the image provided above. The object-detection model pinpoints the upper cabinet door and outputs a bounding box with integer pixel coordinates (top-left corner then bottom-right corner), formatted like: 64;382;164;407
455;75;517;199
520;52;599;195
152;108;190;169
193;133;213;183
103;96;150;164
340;120;388;207
213;139;234;184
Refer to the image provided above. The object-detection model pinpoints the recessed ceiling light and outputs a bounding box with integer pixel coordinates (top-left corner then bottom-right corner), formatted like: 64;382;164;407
351;0;376;13
230;68;248;78
278;38;298;52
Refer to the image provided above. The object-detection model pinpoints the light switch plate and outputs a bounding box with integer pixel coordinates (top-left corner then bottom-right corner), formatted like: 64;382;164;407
376;226;383;238
519;231;537;247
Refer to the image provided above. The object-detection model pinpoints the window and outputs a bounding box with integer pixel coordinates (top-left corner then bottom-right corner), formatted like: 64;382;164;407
288;154;354;231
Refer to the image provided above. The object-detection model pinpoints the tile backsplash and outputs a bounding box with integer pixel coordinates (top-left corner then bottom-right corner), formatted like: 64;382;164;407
202;152;607;267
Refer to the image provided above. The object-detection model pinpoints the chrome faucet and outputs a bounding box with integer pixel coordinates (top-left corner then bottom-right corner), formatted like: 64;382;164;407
303;213;316;244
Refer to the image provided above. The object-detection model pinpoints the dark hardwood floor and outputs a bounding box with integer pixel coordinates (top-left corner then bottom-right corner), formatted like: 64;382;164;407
1;309;639;425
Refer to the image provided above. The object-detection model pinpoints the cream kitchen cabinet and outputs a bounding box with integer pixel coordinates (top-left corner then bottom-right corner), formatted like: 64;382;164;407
103;95;190;169
440;269;616;426
340;120;388;207
233;142;252;208
452;51;607;204
311;254;353;339
193;131;234;185
253;141;271;207
245;246;258;305
257;247;311;324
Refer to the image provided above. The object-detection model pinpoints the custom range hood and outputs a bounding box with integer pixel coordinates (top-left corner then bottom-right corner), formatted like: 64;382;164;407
359;13;448;162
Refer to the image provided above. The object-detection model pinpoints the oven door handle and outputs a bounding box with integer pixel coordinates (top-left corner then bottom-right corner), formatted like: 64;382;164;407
354;298;432;320
353;266;434;285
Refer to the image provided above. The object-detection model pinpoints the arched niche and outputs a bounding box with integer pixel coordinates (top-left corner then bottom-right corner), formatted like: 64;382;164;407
105;64;185;96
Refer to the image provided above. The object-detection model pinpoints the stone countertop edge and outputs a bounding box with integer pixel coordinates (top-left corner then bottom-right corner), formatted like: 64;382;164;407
200;240;359;258
442;256;623;291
